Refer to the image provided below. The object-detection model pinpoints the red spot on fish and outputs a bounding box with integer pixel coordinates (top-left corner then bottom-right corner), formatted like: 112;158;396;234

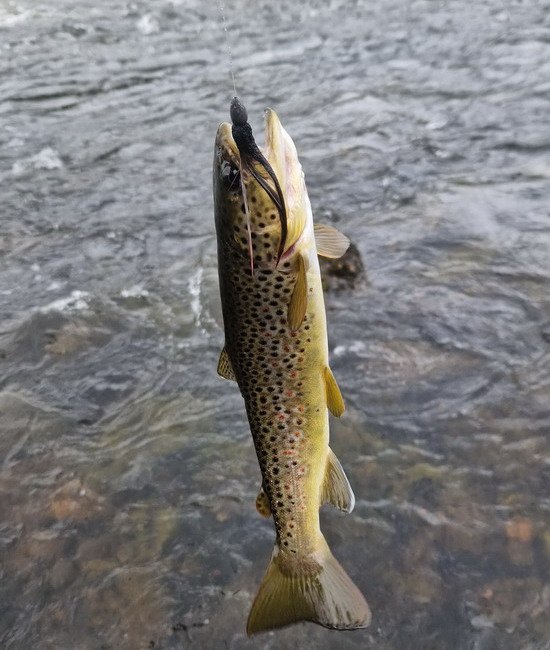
282;450;296;456
285;390;294;398
277;414;286;421
294;431;301;437
290;371;297;378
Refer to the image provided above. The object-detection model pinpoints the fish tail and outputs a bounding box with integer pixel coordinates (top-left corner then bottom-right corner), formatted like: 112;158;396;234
246;536;370;635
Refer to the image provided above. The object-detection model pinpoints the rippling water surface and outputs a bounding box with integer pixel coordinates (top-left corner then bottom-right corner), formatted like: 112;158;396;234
1;0;549;648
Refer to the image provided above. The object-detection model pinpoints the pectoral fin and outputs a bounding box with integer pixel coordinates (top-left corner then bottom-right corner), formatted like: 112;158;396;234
314;223;350;259
321;448;355;513
324;366;345;416
217;345;236;381
287;253;308;330
255;488;271;518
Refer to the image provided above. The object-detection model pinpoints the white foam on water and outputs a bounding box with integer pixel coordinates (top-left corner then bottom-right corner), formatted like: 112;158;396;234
120;286;149;298
39;290;90;314
188;267;203;328
136;14;160;35
12;147;64;176
426;117;448;131
0;2;31;27
333;341;367;357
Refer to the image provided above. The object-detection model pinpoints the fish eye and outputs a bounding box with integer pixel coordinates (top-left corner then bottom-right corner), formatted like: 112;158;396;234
220;160;241;193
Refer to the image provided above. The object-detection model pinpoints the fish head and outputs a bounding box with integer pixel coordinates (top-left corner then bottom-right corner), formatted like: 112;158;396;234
213;110;311;270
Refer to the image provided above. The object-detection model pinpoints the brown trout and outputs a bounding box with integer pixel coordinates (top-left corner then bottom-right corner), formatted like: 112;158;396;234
213;98;370;635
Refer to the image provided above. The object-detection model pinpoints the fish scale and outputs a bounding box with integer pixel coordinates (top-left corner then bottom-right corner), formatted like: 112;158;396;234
213;104;370;634
220;244;328;559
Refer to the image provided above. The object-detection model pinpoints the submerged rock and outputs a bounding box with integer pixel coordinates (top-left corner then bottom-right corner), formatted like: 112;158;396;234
50;479;105;522
49;557;77;589
45;321;92;356
505;516;536;566
320;242;367;291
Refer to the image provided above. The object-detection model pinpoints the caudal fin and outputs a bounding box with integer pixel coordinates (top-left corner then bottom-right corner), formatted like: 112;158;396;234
246;537;370;635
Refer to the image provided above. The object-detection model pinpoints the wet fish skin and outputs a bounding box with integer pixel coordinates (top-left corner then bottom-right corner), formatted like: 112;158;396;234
213;107;370;634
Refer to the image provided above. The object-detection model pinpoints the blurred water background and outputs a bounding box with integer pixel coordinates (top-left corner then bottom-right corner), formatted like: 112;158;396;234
1;0;549;648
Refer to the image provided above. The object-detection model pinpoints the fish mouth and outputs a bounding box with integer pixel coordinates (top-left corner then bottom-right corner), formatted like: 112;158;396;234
215;110;304;255
215;111;299;197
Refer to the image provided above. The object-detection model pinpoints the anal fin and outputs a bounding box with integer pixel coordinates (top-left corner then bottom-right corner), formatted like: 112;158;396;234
314;223;350;259
321;448;355;513
287;253;307;331
217;345;236;381
324;366;345;416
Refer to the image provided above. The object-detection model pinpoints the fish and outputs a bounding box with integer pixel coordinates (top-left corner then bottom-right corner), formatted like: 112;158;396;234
213;97;371;635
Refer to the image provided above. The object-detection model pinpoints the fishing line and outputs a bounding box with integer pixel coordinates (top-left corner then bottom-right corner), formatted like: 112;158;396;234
216;3;287;274
217;0;237;98
217;1;256;274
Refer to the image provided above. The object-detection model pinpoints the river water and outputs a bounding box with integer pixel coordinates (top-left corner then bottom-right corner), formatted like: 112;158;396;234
1;0;549;648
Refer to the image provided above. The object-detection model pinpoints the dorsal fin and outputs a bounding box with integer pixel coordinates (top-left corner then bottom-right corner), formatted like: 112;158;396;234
321;448;355;513
324;366;345;416
314;223;350;259
217;345;236;381
287;253;308;331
